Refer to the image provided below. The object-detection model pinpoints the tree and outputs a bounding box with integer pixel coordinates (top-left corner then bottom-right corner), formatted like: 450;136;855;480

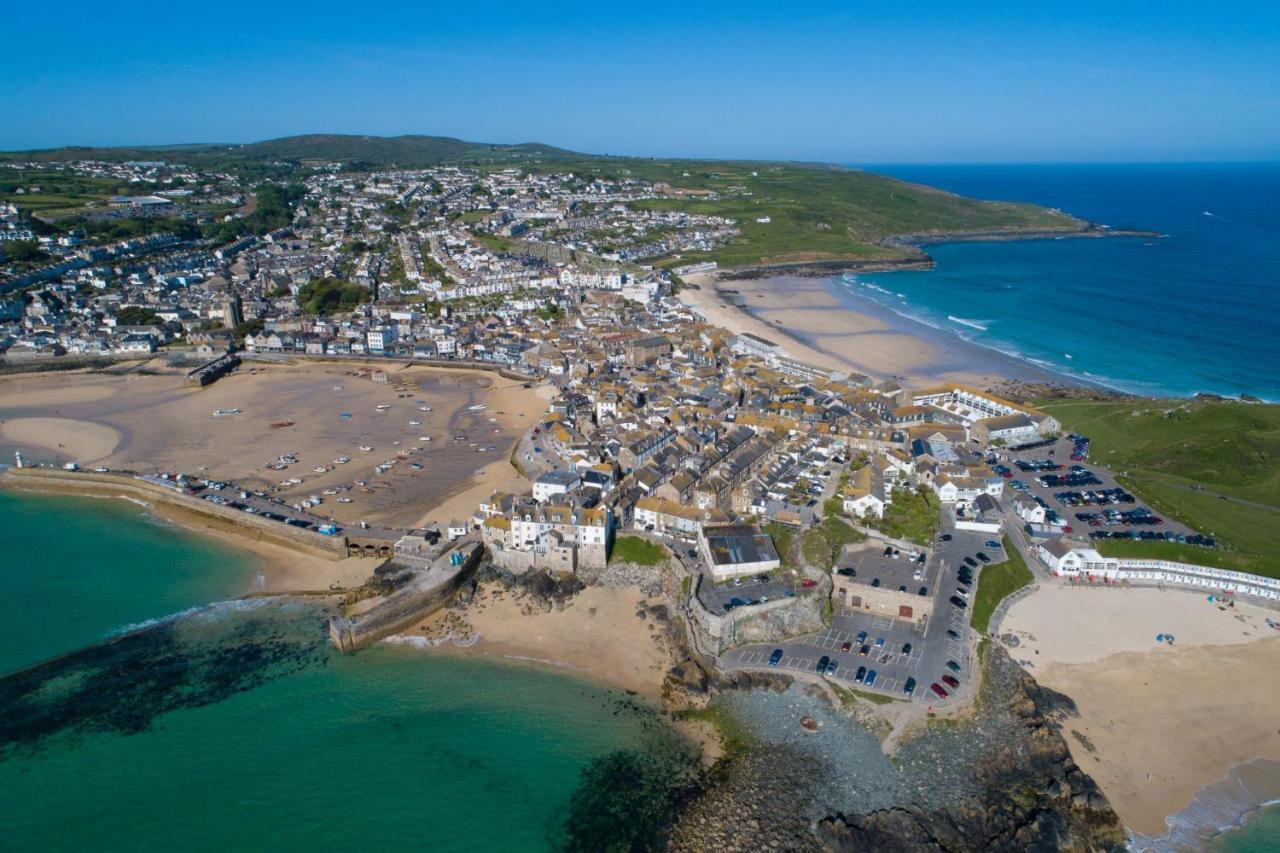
2;239;48;264
116;306;160;326
297;277;370;315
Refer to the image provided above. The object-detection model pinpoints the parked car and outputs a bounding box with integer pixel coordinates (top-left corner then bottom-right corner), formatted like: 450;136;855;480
946;659;961;673
816;655;830;673
902;643;913;656
841;641;852;653
942;674;961;689
855;666;867;684
949;595;967;609
865;670;877;687
856;631;868;644
769;648;784;666
930;682;949;698
859;644;870;657
800;579;818;588
903;677;917;696
825;658;838;676
985;540;1002;549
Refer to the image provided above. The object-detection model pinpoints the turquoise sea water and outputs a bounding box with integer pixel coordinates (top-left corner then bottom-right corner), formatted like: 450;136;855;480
0;489;260;674
1213;805;1280;852
0;490;672;851
849;164;1280;400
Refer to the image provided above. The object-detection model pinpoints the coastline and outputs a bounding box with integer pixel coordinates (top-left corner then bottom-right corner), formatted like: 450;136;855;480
1002;584;1280;838
682;271;1090;389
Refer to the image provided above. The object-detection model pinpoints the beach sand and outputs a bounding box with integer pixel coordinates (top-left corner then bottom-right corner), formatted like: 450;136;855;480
681;272;1065;387
0;417;121;462
1002;584;1280;836
407;584;677;701
0;362;547;529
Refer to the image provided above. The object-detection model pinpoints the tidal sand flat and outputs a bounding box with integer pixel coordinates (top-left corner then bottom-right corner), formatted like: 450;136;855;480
1002;584;1280;838
0;361;547;528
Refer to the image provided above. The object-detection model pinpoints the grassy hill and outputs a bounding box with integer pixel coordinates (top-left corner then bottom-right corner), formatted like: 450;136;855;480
1;133;1085;267
0;134;579;168
1037;398;1280;575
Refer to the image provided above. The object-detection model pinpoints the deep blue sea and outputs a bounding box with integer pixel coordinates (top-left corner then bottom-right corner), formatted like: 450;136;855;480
849;163;1280;400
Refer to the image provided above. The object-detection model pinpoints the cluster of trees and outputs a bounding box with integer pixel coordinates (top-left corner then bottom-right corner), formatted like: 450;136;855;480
115;306;161;326
297;277;369;315
69;216;200;242
1;239;48;264
205;183;305;243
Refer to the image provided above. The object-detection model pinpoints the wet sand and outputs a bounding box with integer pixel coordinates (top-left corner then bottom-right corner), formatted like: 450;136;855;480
682;272;1072;387
0;361;547;528
1003;584;1280;836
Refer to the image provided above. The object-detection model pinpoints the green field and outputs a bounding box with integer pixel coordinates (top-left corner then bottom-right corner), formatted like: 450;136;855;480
610;535;668;567
970;538;1034;634
1038;398;1280;575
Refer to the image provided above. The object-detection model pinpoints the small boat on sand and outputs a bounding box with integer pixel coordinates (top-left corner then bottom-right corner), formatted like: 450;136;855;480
271;420;295;428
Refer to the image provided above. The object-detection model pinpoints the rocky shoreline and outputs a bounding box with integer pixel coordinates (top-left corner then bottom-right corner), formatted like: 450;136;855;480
664;644;1126;852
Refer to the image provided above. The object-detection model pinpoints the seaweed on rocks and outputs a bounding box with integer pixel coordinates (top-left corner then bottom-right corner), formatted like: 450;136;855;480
558;729;705;853
0;598;333;760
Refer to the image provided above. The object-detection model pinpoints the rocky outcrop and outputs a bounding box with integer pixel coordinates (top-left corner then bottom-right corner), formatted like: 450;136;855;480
669;644;1126;852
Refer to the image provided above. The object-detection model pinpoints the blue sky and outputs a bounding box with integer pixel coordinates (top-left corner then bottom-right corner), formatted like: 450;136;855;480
2;1;1278;162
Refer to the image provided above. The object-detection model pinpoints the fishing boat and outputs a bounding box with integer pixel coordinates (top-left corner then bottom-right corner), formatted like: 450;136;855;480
271;420;294;428
468;404;487;412
213;408;241;417
337;497;352;503
376;404;392;410
419;405;431;412
409;419;421;426
419;436;432;442
359;445;373;452
335;456;350;464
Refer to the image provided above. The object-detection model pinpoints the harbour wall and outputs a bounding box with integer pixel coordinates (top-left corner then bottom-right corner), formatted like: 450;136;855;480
0;467;350;558
328;540;483;653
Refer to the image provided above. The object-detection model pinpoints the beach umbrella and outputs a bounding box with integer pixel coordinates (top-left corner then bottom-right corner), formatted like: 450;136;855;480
1156;634;1164;642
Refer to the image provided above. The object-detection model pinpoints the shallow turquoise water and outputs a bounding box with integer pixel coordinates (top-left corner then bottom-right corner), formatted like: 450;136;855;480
0;489;259;674
0;489;668;851
1213;805;1280;852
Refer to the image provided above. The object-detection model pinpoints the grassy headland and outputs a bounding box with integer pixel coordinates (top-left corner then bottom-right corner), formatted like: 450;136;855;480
1038;398;1280;576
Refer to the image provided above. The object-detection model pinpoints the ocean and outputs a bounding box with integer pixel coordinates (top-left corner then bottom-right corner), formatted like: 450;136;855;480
0;490;680;851
843;163;1280;400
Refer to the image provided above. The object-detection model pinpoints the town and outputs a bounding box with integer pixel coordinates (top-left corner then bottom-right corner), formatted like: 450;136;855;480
3;155;1274;710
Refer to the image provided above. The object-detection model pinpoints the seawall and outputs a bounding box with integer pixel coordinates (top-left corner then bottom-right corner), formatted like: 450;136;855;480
328;540;483;653
0;467;349;559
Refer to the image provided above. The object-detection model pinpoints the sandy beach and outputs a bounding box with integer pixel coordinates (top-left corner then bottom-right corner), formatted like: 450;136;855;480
405;583;676;700
681;272;1068;387
0;360;547;529
1002;584;1280;836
